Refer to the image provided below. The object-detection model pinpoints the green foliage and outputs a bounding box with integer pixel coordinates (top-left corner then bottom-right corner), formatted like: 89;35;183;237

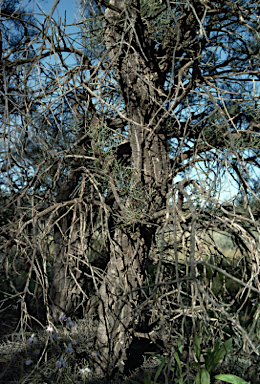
195;369;210;384
78;1;105;58
173;337;183;384
204;337;233;374
192;337;233;383
140;0;174;46
193;337;249;384
214;374;250;384
129;335;249;384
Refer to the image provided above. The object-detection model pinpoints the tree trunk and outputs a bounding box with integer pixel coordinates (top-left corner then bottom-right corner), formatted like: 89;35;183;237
92;134;170;375
94;224;155;375
88;0;171;376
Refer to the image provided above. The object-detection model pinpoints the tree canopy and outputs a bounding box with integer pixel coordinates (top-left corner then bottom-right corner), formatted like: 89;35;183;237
1;0;260;380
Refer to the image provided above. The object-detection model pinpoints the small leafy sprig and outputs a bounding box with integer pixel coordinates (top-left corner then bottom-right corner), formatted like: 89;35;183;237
192;336;250;384
130;336;251;384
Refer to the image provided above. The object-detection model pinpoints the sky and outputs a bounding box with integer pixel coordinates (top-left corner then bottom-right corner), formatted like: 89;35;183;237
36;0;80;26
33;0;82;48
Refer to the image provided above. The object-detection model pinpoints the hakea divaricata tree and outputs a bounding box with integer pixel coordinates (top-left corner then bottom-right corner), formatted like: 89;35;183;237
1;0;260;379
82;0;260;375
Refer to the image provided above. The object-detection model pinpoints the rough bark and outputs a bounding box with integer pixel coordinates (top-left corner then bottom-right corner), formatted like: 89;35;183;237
89;0;172;375
95;225;154;375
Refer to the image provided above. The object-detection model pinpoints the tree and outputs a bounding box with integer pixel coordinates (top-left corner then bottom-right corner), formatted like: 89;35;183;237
0;0;39;121
1;0;260;380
